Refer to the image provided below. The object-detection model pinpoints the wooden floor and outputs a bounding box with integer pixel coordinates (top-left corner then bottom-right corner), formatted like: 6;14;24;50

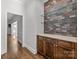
1;47;45;59
1;35;45;59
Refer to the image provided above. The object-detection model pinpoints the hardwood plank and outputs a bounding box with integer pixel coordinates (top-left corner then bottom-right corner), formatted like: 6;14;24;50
2;35;45;59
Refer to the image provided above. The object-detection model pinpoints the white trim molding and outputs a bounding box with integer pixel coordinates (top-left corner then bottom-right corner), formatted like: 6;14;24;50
23;45;37;54
1;49;7;55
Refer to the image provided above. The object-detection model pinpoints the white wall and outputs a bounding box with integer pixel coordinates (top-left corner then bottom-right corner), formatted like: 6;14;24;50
1;0;44;54
22;0;44;54
22;0;37;54
1;0;23;54
1;0;7;54
18;19;23;43
36;0;44;34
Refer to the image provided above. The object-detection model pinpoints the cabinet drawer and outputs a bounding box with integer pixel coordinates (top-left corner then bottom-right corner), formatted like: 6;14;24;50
58;40;73;50
44;37;57;44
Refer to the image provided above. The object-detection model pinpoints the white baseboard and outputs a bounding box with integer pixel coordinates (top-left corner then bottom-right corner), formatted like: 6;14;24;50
27;46;37;54
1;49;7;55
18;39;22;44
23;45;37;54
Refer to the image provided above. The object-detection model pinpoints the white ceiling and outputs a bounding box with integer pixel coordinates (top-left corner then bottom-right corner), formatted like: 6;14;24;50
42;0;48;2
14;0;48;3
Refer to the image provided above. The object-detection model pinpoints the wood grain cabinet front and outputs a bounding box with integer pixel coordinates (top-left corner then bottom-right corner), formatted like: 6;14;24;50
37;36;46;56
55;45;67;59
37;35;77;59
45;38;56;59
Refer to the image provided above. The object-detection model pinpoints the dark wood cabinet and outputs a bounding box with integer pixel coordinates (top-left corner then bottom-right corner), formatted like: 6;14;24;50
37;35;77;59
57;40;77;59
37;36;46;56
45;38;54;59
55;45;66;59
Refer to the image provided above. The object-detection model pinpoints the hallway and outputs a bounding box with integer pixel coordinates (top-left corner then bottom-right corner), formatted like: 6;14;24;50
1;0;77;59
2;47;45;59
1;35;44;59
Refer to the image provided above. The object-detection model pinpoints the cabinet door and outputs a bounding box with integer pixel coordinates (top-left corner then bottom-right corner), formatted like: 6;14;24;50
63;43;77;59
37;36;46;56
69;42;77;59
55;40;77;59
55;44;67;59
63;49;76;59
45;38;56;59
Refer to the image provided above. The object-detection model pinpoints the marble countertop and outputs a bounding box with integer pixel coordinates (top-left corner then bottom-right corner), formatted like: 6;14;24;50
37;34;77;43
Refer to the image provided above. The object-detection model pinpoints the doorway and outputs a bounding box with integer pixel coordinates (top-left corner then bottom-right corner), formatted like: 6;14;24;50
7;12;23;54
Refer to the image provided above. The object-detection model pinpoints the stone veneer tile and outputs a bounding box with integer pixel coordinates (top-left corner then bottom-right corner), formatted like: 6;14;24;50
44;1;77;37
